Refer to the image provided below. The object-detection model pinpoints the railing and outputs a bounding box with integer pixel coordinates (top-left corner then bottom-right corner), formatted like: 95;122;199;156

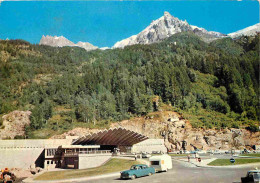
64;150;111;156
79;150;111;154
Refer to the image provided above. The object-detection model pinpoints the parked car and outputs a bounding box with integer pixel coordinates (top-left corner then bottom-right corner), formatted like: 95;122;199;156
214;150;221;154
225;150;231;154
197;150;207;154
243;149;251;154
183;150;190;154
120;164;155;180
149;154;172;172
207;149;214;154
152;151;161;154
142;153;151;158
241;169;260;183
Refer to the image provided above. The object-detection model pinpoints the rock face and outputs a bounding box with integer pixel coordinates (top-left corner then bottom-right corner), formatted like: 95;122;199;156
111;111;260;151
39;35;98;51
76;41;98;51
54;110;260;151
113;11;226;48
228;23;260;38
0;110;31;139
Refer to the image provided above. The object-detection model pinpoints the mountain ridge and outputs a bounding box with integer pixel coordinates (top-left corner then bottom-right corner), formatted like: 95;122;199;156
228;23;260;38
38;12;259;50
113;11;226;48
39;35;98;51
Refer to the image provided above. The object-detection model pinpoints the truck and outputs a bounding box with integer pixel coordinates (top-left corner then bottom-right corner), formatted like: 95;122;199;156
149;154;172;172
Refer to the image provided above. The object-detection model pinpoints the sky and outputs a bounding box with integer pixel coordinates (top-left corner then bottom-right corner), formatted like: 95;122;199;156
0;1;259;47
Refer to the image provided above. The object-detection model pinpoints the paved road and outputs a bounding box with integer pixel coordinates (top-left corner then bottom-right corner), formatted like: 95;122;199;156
75;159;256;183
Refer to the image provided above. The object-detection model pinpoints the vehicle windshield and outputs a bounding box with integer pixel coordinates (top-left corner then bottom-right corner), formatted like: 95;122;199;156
130;165;138;170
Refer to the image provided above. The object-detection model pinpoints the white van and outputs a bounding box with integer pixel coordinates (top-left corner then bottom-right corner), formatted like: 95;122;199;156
149;154;172;172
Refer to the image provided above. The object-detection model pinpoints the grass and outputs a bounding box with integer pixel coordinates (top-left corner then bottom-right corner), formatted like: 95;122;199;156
35;158;141;181
208;159;260;166
241;153;260;157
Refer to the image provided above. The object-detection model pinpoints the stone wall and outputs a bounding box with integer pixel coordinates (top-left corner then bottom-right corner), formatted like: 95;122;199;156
78;154;112;169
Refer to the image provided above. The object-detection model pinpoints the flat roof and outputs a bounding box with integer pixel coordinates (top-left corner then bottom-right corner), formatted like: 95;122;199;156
61;145;100;149
72;127;149;146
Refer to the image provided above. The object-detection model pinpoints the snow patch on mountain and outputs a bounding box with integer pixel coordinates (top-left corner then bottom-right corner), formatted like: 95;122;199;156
228;23;260;38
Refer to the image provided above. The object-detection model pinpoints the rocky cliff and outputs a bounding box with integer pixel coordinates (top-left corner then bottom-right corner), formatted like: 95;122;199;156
0;111;31;139
52;110;260;151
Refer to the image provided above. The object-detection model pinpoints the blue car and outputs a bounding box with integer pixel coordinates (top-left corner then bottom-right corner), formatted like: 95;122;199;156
120;164;155;180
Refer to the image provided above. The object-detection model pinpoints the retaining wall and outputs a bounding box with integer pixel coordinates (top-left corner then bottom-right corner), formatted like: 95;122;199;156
78;154;112;169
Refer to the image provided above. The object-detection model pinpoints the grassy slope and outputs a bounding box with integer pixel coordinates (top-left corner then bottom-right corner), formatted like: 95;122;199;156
35;158;140;181
208;159;260;166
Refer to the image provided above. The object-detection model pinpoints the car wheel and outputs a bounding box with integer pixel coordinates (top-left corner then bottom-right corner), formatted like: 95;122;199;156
148;173;152;176
131;175;136;180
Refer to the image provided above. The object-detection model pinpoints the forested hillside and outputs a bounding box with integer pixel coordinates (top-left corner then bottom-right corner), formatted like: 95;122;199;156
0;32;259;138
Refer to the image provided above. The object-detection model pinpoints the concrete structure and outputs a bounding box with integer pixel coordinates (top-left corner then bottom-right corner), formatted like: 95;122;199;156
0;128;165;170
0;138;74;169
78;153;111;169
132;139;167;153
44;145;112;169
73;127;149;146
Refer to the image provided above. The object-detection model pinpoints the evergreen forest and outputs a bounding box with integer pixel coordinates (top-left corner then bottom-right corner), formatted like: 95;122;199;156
0;32;259;138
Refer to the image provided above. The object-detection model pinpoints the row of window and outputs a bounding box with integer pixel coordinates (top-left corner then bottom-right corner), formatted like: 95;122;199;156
46;160;59;165
0;146;45;149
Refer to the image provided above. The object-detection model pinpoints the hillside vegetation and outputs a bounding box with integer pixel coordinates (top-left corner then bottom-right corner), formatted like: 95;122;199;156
0;32;259;138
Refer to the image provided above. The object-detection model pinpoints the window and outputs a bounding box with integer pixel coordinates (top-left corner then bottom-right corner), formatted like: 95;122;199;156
47;161;49;165
151;161;159;165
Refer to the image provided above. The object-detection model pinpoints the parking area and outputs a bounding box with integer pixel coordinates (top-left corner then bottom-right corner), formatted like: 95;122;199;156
77;159;256;183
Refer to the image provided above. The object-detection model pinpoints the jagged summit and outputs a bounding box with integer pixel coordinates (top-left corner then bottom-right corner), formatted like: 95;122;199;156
39;35;98;51
113;12;225;48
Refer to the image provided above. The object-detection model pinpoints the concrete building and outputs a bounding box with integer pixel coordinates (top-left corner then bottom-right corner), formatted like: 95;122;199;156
132;139;167;154
0;128;167;170
0;138;74;169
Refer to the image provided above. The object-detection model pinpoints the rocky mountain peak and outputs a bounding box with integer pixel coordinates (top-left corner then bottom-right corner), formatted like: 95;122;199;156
113;12;224;48
40;35;75;47
164;11;171;17
39;35;98;51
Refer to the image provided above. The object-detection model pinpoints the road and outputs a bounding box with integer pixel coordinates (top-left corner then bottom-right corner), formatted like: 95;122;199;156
75;159;256;183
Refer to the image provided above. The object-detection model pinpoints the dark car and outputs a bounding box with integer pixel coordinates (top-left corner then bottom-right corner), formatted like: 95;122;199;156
241;169;260;183
120;164;155;180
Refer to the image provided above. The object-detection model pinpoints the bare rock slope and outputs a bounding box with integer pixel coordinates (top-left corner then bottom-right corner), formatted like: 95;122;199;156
0;110;31;139
55;111;260;151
